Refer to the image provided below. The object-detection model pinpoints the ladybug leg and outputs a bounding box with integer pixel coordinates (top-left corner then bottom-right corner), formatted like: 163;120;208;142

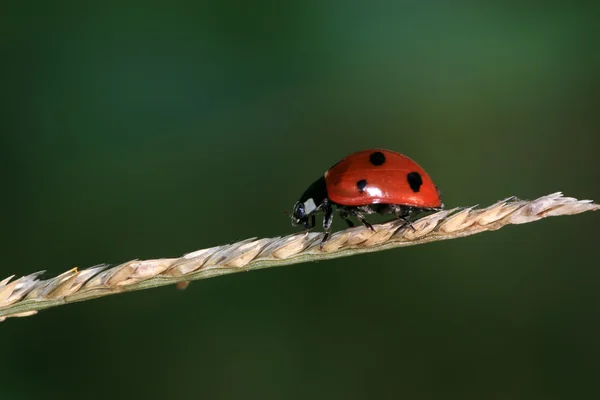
323;207;334;232
398;215;416;232
393;207;416;232
354;211;375;232
303;214;316;231
338;209;355;228
320;202;334;245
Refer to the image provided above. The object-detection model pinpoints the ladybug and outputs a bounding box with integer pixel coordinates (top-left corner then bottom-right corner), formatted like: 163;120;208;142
291;149;443;243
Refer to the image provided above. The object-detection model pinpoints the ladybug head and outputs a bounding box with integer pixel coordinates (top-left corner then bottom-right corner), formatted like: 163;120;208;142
291;176;327;229
291;198;319;229
291;201;308;227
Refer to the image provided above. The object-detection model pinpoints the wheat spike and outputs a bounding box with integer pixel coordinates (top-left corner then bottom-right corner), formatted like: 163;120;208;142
0;192;598;321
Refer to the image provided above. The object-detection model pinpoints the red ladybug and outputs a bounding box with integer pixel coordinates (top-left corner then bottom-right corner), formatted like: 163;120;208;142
291;149;443;242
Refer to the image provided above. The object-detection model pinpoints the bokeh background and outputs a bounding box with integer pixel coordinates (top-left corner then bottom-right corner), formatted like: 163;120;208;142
2;3;599;399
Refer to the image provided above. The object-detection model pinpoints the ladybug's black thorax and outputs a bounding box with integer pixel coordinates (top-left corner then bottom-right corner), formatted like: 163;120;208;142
299;175;328;206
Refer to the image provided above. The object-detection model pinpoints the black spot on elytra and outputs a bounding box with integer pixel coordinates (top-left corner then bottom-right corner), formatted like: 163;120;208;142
369;151;386;166
356;179;367;193
407;172;422;192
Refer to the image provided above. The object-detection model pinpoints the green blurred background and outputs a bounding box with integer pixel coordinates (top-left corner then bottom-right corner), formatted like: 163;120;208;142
2;3;599;399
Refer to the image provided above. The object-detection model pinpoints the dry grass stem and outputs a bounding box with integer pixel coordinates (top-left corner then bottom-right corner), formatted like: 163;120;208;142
1;192;598;321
